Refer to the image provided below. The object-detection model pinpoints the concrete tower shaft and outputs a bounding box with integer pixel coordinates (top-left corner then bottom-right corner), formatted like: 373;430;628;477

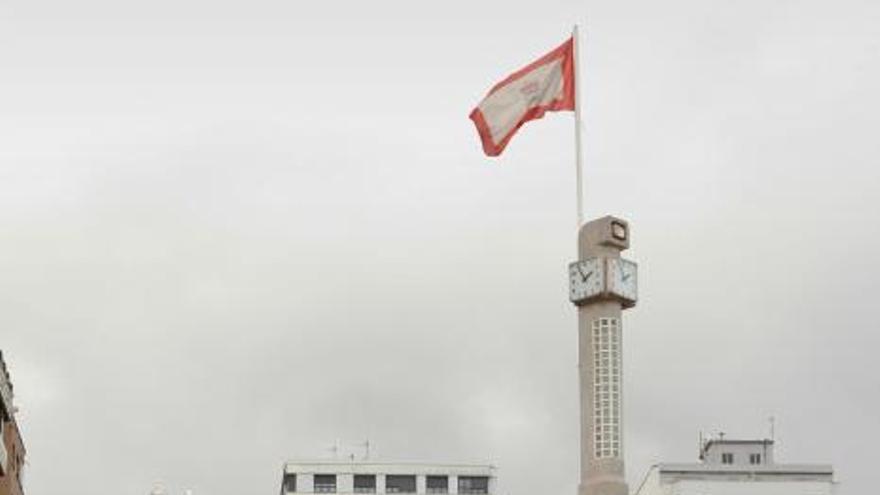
574;216;634;495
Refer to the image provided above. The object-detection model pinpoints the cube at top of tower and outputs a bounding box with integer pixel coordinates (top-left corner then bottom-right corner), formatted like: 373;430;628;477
578;216;629;257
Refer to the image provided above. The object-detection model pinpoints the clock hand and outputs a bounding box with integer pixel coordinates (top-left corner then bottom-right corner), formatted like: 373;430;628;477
584;271;593;283
576;264;588;282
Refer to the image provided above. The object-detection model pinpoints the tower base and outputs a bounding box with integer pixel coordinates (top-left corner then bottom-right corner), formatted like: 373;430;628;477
579;478;629;495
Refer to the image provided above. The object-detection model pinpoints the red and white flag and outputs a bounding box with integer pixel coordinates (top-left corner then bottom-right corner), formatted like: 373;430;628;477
469;37;576;157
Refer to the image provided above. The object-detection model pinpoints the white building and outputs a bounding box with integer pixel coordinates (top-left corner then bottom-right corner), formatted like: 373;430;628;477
634;437;835;495
280;462;494;495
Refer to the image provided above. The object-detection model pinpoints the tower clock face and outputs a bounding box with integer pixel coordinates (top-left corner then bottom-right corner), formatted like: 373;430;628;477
569;258;604;303
608;258;638;303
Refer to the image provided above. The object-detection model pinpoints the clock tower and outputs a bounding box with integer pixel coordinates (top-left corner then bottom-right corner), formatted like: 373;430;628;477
569;216;637;495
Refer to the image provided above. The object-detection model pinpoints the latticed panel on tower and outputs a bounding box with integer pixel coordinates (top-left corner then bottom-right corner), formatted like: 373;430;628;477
592;317;621;459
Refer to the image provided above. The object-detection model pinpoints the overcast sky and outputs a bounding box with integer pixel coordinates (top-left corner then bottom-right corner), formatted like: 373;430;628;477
1;0;879;494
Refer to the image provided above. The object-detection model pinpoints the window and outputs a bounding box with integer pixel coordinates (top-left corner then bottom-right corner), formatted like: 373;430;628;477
458;476;489;495
721;453;734;465
354;475;376;493
426;476;448;494
314;474;336;493
749;453;762;465
385;475;416;493
283;474;297;493
0;420;6;476
611;221;627;241
592;318;622;459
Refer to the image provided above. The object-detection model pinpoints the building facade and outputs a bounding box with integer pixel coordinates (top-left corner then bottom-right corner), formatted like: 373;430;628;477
280;462;494;495
634;437;835;495
0;351;25;495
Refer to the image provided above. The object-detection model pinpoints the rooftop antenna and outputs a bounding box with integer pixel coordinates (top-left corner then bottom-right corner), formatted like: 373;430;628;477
718;431;726;441
327;439;341;460
361;440;371;461
698;431;704;460
769;416;776;442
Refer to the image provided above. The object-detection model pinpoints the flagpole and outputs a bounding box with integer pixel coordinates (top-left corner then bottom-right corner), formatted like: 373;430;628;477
573;24;585;228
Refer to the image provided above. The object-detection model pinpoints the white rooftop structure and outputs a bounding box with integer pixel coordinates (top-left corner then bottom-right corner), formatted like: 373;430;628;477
280;461;495;495
634;437;836;495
